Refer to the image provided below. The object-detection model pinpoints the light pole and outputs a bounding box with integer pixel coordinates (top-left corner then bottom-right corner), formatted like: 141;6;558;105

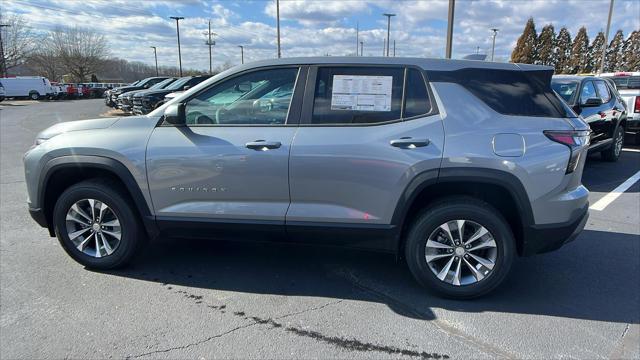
276;0;281;58
204;20;216;75
383;13;395;57
238;45;244;64
150;46;158;76
490;28;499;61
0;24;10;77
360;41;363;57
600;0;614;73
170;16;184;76
355;21;359;56
445;0;455;59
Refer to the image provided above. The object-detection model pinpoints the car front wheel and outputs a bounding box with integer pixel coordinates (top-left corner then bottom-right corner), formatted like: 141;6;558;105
405;197;515;299
53;179;145;269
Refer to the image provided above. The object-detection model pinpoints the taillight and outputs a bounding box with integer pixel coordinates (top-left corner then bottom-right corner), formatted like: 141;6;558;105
634;96;640;113
544;130;590;174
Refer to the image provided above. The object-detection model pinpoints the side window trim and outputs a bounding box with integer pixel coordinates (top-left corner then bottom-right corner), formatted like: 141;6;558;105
168;65;306;127
299;64;437;126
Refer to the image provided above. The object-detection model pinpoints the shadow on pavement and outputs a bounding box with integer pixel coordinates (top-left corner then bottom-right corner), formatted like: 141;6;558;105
100;228;640;324
583;148;639;193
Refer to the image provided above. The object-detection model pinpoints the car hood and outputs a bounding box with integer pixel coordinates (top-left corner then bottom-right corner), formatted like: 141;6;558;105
134;88;173;97
37;117;121;141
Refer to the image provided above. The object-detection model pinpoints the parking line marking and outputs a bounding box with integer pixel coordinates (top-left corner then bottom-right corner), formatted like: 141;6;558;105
622;148;640;153
589;170;640;211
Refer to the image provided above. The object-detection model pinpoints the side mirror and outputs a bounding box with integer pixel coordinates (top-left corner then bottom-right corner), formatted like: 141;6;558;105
143;84;150;89
163;103;185;125
582;97;603;107
183;85;191;91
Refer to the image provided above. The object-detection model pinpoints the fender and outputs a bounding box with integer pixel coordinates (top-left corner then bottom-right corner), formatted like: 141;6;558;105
390;167;535;245
38;155;159;238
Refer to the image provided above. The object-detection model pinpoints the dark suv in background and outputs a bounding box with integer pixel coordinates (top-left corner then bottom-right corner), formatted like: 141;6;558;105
132;75;211;115
117;78;177;113
105;77;169;107
552;75;627;161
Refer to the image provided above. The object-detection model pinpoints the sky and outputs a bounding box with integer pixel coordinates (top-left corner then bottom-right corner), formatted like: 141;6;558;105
2;0;640;71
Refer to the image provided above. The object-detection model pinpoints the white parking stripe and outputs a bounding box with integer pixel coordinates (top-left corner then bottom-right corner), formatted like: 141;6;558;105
622;148;640;153
589;170;640;211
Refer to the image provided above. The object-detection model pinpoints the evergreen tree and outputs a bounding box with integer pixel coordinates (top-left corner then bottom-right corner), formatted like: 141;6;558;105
536;24;556;66
511;18;538;64
568;27;590;74
555;27;572;74
605;30;624;71
621;31;639;71
589;31;606;73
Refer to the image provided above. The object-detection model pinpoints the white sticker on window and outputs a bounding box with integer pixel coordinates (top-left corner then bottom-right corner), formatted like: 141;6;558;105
330;75;393;111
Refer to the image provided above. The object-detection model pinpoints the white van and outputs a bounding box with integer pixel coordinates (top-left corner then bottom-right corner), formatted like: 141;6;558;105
0;76;54;100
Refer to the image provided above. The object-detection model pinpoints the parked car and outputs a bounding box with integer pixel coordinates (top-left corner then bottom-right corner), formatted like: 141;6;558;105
132;75;211;115
599;72;640;143
0;81;5;102
24;58;590;299
552;75;627;161
117;77;177;113
0;76;55;100
107;77;169;108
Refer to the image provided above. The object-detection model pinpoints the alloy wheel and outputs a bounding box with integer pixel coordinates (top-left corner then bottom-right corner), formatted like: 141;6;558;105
614;129;623;157
425;220;498;286
65;198;122;258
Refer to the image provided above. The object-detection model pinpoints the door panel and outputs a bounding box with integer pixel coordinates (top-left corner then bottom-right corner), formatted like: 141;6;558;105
147;126;297;221
287;116;444;226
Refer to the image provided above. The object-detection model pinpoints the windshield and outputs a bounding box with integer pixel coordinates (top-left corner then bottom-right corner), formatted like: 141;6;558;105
551;81;579;103
601;76;640;90
150;78;175;89
166;77;192;90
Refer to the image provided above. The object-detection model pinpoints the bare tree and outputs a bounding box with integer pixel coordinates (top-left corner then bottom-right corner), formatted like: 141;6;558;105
26;33;63;81
49;26;109;82
0;13;34;74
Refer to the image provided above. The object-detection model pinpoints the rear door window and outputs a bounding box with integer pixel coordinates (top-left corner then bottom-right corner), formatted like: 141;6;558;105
594;80;611;103
311;67;403;125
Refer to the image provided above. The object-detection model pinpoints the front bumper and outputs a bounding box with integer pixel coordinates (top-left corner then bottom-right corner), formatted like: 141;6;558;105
521;204;589;256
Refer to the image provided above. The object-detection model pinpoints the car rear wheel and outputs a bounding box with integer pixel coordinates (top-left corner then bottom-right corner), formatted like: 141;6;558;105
601;125;624;162
29;91;40;100
405;197;515;299
53;179;145;269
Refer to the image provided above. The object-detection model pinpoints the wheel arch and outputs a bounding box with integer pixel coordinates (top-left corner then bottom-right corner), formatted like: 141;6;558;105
392;167;534;258
38;156;158;238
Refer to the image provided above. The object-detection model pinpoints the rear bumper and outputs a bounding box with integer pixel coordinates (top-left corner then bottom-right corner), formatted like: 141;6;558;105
521;204;589;256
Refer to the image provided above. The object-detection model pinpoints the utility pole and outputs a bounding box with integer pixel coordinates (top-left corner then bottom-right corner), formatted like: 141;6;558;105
150;46;158;76
170;16;184;76
204;19;216;75
383;38;386;56
0;24;10;78
445;0;455;59
383;13;395;57
238;45;244;64
276;0;281;58
393;40;396;57
355;21;359;56
600;0;614;73
360;41;363;57
490;28;499;61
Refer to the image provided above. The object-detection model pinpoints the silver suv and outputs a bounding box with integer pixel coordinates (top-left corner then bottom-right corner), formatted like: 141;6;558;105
24;57;590;298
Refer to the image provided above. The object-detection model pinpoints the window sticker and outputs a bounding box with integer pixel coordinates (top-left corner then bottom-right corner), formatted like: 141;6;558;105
330;75;393;111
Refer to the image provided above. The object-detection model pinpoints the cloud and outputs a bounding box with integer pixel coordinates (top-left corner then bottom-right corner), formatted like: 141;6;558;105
264;0;369;26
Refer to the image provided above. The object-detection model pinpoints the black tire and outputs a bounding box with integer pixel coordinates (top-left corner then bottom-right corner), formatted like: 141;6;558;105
53;179;145;269
601;125;624;162
29;91;40;100
404;197;515;299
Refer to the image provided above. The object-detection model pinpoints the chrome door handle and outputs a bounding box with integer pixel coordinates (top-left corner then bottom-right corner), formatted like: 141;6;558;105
245;140;282;150
390;137;430;149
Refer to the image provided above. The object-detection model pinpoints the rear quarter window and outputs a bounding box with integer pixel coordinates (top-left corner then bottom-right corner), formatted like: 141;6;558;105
428;68;567;117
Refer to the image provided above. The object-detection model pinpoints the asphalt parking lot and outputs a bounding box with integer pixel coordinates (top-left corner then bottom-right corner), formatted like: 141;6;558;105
1;99;638;359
